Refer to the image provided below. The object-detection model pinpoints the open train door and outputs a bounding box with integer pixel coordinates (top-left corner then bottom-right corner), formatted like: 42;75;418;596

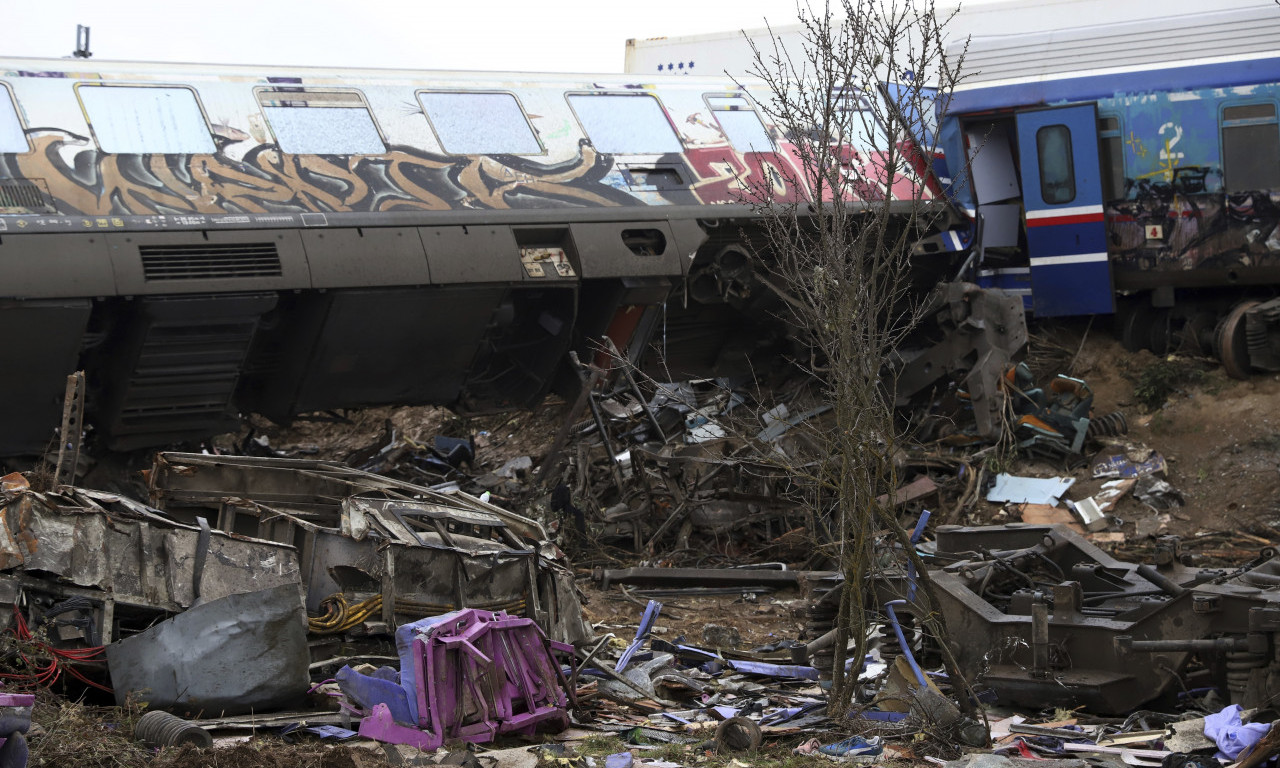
1015;105;1114;317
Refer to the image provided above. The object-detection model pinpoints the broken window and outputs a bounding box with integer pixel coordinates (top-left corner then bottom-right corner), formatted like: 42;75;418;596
258;89;385;155
567;93;683;154
1036;123;1076;205
77;85;215;154
418;91;541;155
706;95;774;153
1222;102;1280;192
1099;115;1125;202
0;85;27;153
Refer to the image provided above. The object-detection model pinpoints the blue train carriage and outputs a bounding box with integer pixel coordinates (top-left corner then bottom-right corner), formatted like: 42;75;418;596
938;5;1280;377
0;57;827;456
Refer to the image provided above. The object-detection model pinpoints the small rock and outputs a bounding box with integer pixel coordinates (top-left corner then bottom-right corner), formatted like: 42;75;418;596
702;623;742;649
496;455;533;479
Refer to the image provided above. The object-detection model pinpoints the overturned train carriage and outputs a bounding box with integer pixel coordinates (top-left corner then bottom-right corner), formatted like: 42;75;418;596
0;57;968;455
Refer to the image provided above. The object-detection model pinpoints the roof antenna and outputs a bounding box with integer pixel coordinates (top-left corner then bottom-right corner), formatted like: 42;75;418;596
73;25;92;58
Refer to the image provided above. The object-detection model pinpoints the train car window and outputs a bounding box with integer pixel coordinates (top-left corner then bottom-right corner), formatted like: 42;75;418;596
0;86;27;153
831;87;885;147
830;88;872;113
417;91;541;155
706;95;774;153
257;90;385;155
566;94;682;154
1222;103;1280;192
76;85;215;154
1099;116;1125;202
1036;124;1076;205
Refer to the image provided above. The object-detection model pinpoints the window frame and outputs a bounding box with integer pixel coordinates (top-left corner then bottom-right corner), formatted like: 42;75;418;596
1035;123;1077;205
1098;113;1125;202
253;86;388;156
1220;99;1280;192
564;91;685;155
828;86;882;147
73;82;216;155
702;91;776;154
0;82;29;154
415;89;544;156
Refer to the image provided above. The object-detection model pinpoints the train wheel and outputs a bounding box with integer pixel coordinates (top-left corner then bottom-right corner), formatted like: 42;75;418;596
1215;300;1260;380
1148;308;1174;356
1181;309;1218;355
1119;304;1155;352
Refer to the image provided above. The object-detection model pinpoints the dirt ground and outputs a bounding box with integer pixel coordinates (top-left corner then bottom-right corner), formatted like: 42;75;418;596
215;398;570;479
1052;324;1280;542
576;582;813;651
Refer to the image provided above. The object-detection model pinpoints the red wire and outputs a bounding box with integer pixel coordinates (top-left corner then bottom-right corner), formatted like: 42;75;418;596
3;605;112;693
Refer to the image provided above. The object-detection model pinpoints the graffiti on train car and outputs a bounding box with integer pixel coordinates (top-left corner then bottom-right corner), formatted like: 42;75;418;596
3;133;677;216
1098;87;1280;277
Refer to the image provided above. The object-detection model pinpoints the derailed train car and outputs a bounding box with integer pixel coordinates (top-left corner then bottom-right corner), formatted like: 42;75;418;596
941;5;1280;375
0;57;970;456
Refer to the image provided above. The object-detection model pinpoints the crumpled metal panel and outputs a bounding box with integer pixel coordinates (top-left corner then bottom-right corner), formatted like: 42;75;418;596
301;528;533;614
149;452;591;645
106;583;310;716
0;488;299;612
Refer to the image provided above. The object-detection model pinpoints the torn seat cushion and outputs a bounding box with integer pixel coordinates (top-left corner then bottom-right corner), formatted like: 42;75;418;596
336;665;414;726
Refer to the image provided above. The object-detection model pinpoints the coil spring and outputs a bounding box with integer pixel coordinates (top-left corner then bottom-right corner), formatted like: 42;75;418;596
802;590;839;676
879;611;916;662
1087;411;1129;439
1224;650;1267;696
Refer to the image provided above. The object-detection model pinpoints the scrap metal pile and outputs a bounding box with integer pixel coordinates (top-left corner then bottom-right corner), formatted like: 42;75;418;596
0;453;586;722
0;315;1275;766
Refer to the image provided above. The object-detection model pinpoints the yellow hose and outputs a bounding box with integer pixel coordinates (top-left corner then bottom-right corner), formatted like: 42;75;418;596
307;593;527;634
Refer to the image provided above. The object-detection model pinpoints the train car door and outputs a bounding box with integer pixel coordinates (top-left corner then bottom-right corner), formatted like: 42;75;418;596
1015;105;1114;316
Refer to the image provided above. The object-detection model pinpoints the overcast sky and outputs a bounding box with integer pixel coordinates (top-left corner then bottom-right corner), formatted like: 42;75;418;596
3;0;817;72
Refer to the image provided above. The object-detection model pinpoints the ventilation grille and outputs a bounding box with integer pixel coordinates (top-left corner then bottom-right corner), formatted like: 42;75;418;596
139;243;282;281
0;181;53;211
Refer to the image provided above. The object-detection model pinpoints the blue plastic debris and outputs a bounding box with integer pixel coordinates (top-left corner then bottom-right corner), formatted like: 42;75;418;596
884;600;927;687
605;753;635;768
906;510;930;601
854;711;909;723
305;725;358;739
616;600;662;673
726;659;820;680
763;702;826;725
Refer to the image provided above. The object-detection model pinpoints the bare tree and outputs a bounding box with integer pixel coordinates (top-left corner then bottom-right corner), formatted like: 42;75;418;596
741;0;979;717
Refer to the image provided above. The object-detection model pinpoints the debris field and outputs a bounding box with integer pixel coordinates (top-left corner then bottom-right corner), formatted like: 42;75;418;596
0;326;1276;768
